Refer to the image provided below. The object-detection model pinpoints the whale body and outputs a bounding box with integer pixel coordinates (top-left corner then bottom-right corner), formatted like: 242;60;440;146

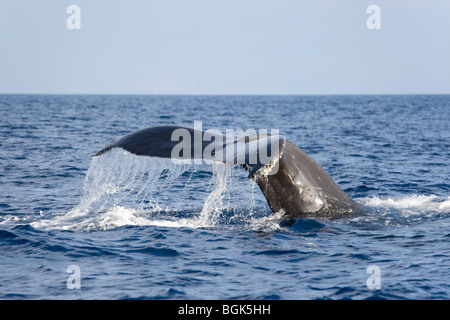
95;126;362;217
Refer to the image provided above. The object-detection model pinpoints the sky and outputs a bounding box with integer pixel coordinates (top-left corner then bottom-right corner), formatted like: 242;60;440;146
0;0;449;95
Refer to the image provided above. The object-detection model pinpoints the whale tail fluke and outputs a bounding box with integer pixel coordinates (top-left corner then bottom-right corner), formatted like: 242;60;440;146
95;126;361;217
95;126;286;179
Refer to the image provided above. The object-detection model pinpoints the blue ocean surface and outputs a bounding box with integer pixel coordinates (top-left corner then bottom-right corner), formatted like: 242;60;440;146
0;94;449;299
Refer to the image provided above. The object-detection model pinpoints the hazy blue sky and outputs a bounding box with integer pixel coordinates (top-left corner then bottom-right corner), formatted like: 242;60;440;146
1;0;449;94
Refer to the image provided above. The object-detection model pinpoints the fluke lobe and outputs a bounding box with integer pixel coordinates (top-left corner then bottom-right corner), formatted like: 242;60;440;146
95;125;362;217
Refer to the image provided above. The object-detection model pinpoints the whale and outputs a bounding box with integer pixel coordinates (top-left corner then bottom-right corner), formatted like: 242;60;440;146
95;125;362;217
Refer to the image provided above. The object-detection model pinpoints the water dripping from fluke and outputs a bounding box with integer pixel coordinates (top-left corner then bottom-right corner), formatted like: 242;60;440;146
32;149;274;231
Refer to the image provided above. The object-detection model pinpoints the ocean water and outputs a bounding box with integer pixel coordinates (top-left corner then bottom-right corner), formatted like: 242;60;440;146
0;94;448;300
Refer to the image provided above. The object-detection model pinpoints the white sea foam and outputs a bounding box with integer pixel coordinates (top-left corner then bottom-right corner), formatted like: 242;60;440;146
360;194;450;217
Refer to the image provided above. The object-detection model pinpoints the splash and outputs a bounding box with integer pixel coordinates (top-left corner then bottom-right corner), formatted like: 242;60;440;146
31;149;272;231
28;149;449;232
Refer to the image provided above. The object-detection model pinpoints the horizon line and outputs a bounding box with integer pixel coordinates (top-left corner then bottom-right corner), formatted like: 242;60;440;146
1;92;449;96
